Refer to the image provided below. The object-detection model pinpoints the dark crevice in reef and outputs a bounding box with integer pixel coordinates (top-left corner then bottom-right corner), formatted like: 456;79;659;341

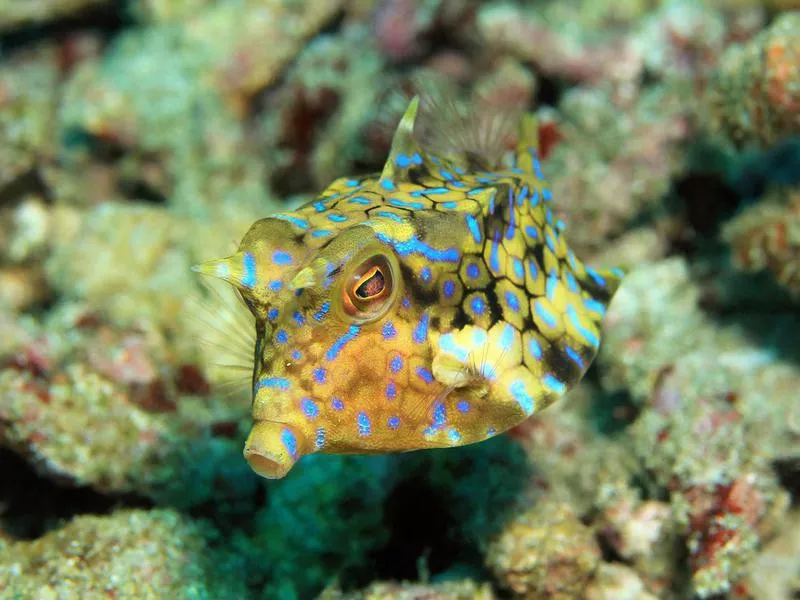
0;4;129;54
773;457;800;505
0;448;151;540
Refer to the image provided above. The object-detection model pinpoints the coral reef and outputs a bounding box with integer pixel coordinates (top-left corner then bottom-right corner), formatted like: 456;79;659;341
704;12;800;147
1;0;799;598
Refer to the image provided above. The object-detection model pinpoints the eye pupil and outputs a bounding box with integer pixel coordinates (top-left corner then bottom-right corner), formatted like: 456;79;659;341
355;268;385;299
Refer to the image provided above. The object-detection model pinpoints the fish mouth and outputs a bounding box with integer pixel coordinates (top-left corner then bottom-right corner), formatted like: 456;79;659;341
243;419;303;479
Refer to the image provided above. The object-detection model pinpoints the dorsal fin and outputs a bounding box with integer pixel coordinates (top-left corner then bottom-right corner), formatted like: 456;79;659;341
514;113;540;173
379;96;425;184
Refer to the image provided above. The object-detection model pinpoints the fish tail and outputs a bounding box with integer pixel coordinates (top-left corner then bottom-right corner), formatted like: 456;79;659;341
578;264;626;313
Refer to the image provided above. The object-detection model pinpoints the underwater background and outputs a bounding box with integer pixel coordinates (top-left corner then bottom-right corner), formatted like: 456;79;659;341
0;0;799;598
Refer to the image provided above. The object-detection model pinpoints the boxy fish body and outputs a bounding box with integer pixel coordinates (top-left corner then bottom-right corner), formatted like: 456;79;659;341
195;95;624;479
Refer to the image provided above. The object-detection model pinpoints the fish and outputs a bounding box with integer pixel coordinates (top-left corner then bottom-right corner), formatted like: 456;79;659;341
193;91;624;479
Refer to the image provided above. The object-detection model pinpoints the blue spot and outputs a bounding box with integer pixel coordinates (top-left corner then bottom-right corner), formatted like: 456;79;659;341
374;211;405;223
395;153;412;168
382;321;397;340
416;186;449;195
411;152;423;165
542;188;553;202
388;415;401;429
346;178;360;187
512;258;524;280
586;267;606;287
380;179;395;191
313;367;327;384
313;301;331;322
583;298;606;316
311;229;332;238
301;398;319;418
567;249;579;270
315;427;326;449
489;235;501;273
466;263;480;279
517;186;529;207
439;169;454;181
281;427;298;458
470;295;486;315
505;290;521;312
610;267;625;278
447;429;462;443
420;266;432;282
416;367;434;384
528;337;543;360
529;189;540;207
527;260;539;280
390;355;404;373
275;330;288;344
546;272;559;301
357;412;372;436
326;324;361;361
440;201;458;209
465;215;482;243
386;381;396;400
510;379;534;413
313;201;326;212
545;231;557;253
413;313;430;344
456;400;470;413
328;214;348;223
401;296;411;309
432;401;447;429
241;252;256;288
389;198;425;210
268;280;283;292
567;305;600;347
565;272;579;293
291;350;302;361
534;302;558;329
332;397;344;411
543;374;566;395
274;214;309;230
443;280;456;299
439;333;469;362
273;251;293;266
376;233;460;263
256;377;291;391
499;324;515;352
487;427;497;437
293;311;305;325
565;346;584;369
348;196;370;205
267;307;279;321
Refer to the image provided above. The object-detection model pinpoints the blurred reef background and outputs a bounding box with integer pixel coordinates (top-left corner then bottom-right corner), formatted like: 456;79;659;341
0;0;799;598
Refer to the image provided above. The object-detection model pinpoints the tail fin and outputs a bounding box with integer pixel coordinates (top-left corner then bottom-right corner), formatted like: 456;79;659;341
578;265;626;311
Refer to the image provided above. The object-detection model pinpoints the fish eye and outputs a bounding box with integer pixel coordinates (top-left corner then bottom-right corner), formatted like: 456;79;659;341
342;254;396;322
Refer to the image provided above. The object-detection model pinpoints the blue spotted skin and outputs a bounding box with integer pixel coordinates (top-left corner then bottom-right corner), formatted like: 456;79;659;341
195;96;624;479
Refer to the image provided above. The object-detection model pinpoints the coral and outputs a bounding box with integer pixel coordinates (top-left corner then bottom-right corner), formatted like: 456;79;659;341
599;257;799;597
486;499;601;599
0;304;255;507
543;83;689;256
0;0;111;32
704;12;800;147
327;579;497;599
0;45;60;192
584;563;658;600
723;185;800;295
0;508;246;598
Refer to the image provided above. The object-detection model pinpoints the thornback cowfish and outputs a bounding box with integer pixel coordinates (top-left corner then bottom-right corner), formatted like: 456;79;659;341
193;92;624;479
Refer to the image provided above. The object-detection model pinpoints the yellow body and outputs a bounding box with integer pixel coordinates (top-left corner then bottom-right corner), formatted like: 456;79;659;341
195;97;624;478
